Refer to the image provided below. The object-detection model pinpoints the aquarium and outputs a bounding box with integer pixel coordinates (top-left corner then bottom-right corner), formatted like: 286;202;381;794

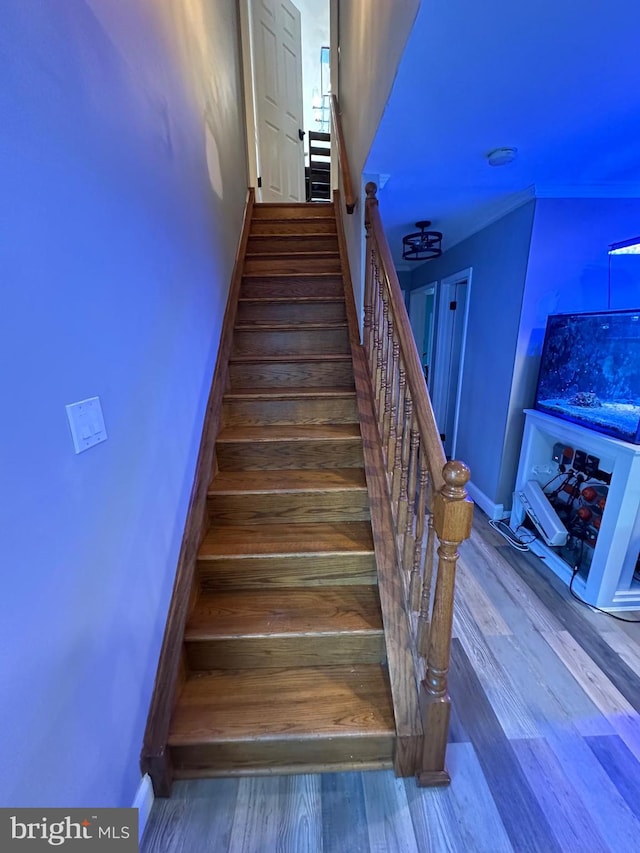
534;309;640;444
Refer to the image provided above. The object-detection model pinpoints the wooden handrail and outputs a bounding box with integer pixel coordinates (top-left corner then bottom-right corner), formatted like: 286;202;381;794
362;182;473;786
364;184;446;491
330;94;356;214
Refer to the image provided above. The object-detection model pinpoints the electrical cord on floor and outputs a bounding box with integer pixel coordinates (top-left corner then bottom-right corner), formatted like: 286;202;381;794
569;566;640;624
488;518;536;552
491;513;639;623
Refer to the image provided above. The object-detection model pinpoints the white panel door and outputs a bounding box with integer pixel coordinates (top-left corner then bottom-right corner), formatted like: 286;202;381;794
251;0;305;202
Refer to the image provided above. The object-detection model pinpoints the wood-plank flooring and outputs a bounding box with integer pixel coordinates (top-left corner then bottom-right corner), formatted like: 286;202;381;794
142;509;640;852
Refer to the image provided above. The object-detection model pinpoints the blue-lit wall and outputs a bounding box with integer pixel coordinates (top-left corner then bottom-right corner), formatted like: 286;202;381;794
508;197;640;499
0;0;247;808
407;196;640;512
409;202;535;513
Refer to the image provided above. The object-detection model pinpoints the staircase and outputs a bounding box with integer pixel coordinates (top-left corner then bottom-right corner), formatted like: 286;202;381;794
166;202;398;779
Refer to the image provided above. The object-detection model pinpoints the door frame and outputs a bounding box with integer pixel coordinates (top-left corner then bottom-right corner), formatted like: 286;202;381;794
431;268;472;459
239;0;260;192
409;281;437;387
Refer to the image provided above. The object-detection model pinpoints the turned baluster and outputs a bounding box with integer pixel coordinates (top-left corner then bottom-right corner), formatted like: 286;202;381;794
386;338;400;478
409;460;429;611
417;508;436;655
391;367;406;504
402;426;420;571
370;261;383;411
378;287;390;437
418;460;473;786
364;182;377;362
363;221;374;367
382;309;395;448
396;394;413;537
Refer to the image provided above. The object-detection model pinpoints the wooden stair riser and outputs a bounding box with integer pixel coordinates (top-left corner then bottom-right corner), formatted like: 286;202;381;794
184;634;385;670
228;357;354;389
170;736;394;777
167;663;395;776
252;204;333;220
236;299;346;325
215;438;364;471
250;219;337;236
222;396;358;426
198;553;378;591
232;327;349;357
207;491;371;525
241;275;344;299
247;235;338;254
244;255;341;275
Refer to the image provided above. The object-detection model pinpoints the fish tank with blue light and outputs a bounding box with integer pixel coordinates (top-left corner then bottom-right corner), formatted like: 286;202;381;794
534;309;640;444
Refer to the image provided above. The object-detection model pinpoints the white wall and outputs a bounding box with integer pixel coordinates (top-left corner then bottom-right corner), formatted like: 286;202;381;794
0;0;247;807
336;0;420;320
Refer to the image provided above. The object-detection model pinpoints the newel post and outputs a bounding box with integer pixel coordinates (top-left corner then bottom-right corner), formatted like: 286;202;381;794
418;460;473;786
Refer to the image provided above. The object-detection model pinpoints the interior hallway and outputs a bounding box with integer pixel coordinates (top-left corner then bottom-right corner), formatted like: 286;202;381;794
141;511;640;852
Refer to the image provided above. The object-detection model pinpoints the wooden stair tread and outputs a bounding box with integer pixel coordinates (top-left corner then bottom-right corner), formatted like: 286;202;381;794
223;386;356;399
208;468;367;495
216;424;361;442
199;521;374;558
249;227;337;236
234;321;347;331
253;204;333;217
241;271;342;279
169;665;395;744
185;586;383;639
245;251;339;260
238;296;345;304
229;353;351;363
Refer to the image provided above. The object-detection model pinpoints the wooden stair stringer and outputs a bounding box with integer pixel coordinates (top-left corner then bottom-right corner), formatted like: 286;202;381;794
140;189;257;798
336;192;423;778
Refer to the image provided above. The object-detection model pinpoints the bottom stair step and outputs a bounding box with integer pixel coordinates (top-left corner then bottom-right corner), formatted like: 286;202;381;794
168;665;395;776
184;586;385;669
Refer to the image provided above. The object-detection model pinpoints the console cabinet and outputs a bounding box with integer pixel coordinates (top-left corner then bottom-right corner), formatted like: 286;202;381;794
511;409;640;611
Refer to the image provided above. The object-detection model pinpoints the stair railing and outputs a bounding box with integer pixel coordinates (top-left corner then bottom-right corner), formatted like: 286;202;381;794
330;95;356;214
363;182;473;785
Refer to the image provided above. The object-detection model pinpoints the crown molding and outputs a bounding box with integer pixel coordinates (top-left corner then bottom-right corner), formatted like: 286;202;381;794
445;186;536;250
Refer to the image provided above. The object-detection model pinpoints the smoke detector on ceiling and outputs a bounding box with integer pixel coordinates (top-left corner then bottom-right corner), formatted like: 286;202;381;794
487;147;518;167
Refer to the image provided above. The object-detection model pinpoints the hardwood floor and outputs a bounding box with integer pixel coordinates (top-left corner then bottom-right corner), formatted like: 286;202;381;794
142;510;640;852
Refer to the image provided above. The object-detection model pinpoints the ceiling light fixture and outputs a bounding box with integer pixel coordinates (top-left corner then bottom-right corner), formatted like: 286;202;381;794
609;236;640;255
487;147;518;167
402;220;443;261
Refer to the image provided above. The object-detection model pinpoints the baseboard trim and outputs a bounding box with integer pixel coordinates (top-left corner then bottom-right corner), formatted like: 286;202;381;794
466;481;505;520
132;774;154;842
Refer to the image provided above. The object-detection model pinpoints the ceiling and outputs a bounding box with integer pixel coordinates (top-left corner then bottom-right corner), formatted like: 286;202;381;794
365;0;640;266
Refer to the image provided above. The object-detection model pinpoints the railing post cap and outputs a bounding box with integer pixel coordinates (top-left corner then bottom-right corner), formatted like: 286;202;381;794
442;460;471;495
365;182;378;199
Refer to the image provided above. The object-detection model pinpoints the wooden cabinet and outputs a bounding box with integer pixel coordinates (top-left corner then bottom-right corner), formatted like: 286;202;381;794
511;409;640;611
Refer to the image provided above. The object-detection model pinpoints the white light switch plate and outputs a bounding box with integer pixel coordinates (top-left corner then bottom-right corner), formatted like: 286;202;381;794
66;396;107;454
